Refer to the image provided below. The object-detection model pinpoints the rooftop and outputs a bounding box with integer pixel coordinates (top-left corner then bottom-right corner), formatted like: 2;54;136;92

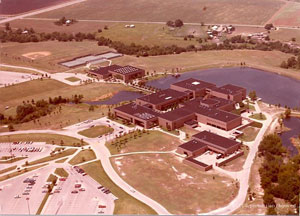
114;103;159;120
90;65;122;76
158;107;194;121
112;65;144;75
137;89;188;105
193;131;240;149
171;78;216;91
212;84;245;95
178;139;207;152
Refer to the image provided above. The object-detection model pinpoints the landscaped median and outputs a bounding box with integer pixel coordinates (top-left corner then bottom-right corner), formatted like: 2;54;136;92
23;149;77;167
54;168;69;177
68;149;96;165
78;125;114;138
80;160;157;215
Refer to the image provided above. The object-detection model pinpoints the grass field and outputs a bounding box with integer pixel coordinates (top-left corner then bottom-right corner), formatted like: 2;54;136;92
239;127;260;142
249;113;267;121
113;50;300;81
0;156;27;164
0;79;131;111
0;41;113;72
106;131;181;155
78;125;114;138
111;153;238;214
0;66;42;74
0;163;47;182
54;168;69;177
24;149;77;166
32;0;283;25
47;173;58;182
80;160;157;214
0;165;17;175
269;28;300;43
0;133;88;146
69;149;96;165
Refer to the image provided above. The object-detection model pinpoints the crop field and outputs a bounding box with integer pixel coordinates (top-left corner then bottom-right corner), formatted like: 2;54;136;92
269;28;300;43
32;0;284;25
111;153;239;214
269;2;300;26
0;41;113;72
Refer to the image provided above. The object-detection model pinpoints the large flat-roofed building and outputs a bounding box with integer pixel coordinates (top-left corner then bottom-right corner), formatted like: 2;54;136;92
170;78;216;99
113;103;159;128
88;65;122;79
158;107;195;130
210;84;246;103
110;65;145;82
136;89;189;111
182;97;241;131
192;131;241;155
177;131;241;156
88;65;145;82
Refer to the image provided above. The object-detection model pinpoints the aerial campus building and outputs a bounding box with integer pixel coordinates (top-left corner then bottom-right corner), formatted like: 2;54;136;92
114;78;246;131
88;65;145;82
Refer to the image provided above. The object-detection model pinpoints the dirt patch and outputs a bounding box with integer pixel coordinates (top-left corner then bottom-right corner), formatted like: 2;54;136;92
22;51;51;60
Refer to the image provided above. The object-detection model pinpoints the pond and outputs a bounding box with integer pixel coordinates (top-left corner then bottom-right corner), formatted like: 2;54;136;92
280;117;300;156
85;91;144;105
0;0;70;15
147;67;300;108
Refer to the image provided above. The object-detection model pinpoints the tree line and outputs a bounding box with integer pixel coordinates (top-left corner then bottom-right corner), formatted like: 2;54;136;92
280;55;300;70
258;133;300;215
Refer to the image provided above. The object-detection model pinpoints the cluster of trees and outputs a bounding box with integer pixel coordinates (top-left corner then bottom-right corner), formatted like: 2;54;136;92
166;19;184;28
264;23;274;30
54;17;77;26
0;95;83;125
280;55;300;70
248;90;257;101
258;134;300;215
0;26;96;43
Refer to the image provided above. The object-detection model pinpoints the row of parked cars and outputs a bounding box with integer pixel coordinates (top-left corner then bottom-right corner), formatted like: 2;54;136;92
97;185;111;194
12;141;33;145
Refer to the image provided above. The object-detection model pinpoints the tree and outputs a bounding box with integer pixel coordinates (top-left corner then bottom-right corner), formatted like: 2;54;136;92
5;23;11;31
0;113;4;121
284;108;291;118
264;23;274;30
166;20;174;27
174;19;184;27
8;124;14;132
89;105;95;112
248;90;257;101
280;60;288;69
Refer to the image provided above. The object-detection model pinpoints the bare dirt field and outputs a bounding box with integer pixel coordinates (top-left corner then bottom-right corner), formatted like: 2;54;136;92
111;154;239;214
22;51;51;60
31;0;284;25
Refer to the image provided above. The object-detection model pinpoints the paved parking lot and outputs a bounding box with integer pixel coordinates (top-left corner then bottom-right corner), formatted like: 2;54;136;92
0;166;55;214
0;142;54;170
0;71;38;87
42;166;116;215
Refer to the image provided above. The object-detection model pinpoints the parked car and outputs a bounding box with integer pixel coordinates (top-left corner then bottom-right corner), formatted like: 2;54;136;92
71;190;78;194
74;184;81;188
42;190;48;193
14;195;21;199
97;186;103;189
54;190;60;193
22;192;29;195
79;188;85;192
98;205;106;208
59;178;67;181
216;154;223;159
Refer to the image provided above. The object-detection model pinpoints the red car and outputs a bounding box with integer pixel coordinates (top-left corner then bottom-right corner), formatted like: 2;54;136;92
98;205;106;208
59;178;66;181
74;184;81;188
79;188;85;192
71;190;78;194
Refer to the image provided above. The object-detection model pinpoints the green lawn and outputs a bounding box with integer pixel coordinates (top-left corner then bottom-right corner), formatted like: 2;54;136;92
239;127;261;142
54;168;69;177
106;130;181;155
249;113;267;120
0;157;27;164
69;149;96;165
0;165;17;175
80;160;157;214
221;145;249;171
0;133;87;147
78;125;114;138
47;173;58;182
65;77;81;82
24;149;77;166
0;164;47;182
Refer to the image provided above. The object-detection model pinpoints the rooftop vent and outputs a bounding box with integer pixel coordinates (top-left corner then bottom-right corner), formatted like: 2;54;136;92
192;81;200;85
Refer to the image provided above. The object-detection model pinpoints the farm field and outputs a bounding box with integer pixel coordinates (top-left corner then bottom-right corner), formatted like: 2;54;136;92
111;153;239;214
268;1;300;27
81;160;157;215
32;0;284;25
269;28;300;43
0;41;113;72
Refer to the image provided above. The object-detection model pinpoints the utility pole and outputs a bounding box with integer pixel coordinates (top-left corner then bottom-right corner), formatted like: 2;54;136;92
26;197;30;215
